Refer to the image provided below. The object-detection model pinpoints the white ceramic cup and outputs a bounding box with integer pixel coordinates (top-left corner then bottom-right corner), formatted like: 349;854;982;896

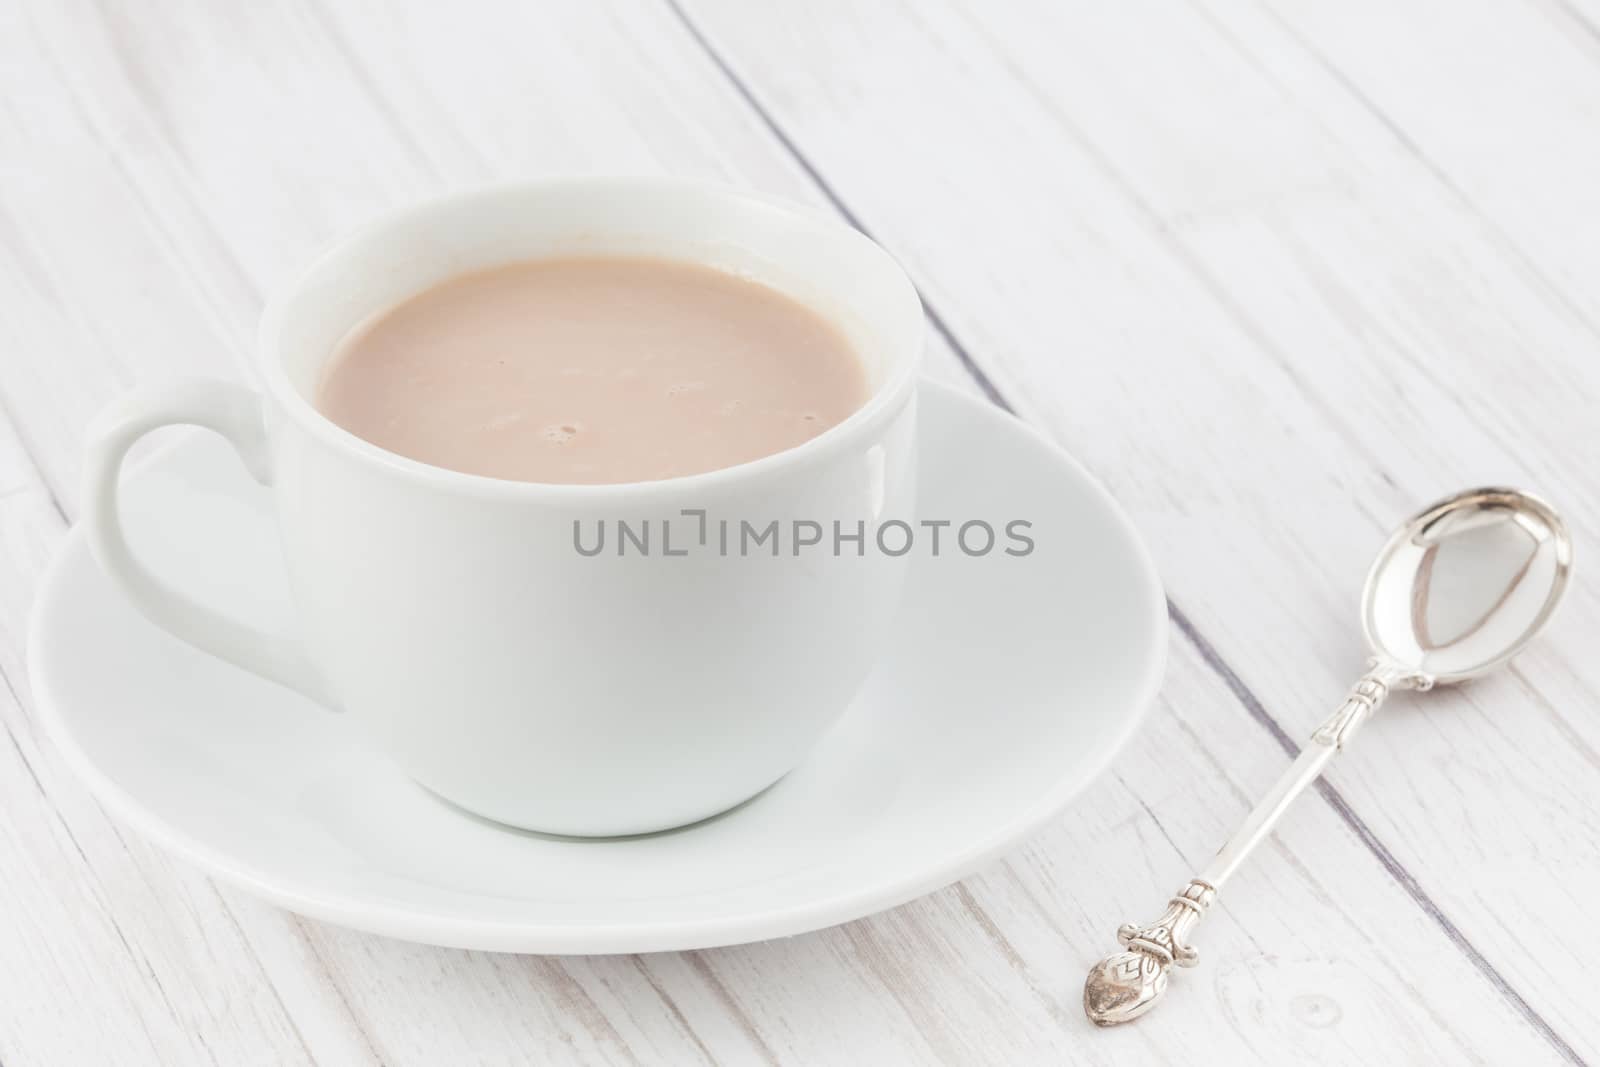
83;178;923;836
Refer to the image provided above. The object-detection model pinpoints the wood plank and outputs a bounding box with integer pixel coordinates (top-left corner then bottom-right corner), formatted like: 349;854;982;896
0;0;1588;1061
675;0;1599;1059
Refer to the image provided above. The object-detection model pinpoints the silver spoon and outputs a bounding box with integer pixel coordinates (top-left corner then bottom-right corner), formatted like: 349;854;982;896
1084;487;1572;1026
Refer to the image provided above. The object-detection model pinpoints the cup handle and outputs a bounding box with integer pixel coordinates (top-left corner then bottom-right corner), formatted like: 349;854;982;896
82;380;333;707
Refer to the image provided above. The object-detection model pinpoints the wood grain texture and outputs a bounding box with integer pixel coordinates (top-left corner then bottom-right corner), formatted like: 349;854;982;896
676;0;1600;1060
0;0;1594;1063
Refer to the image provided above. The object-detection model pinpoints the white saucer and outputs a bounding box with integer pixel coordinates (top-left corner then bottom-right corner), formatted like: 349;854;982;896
29;380;1165;953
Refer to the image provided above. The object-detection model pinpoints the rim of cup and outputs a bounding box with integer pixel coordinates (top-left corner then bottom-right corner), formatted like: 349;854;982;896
256;176;925;500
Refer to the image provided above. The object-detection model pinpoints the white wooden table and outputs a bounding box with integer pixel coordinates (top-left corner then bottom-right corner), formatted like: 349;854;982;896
2;2;1597;1063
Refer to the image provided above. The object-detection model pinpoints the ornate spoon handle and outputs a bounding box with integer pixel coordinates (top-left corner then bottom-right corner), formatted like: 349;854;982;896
1083;661;1421;1026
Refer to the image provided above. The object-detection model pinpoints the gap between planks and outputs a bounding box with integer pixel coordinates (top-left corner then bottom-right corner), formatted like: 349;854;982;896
659;1;1587;1063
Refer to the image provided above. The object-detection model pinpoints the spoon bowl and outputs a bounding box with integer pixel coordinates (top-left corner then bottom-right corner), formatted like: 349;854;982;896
1362;487;1572;684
